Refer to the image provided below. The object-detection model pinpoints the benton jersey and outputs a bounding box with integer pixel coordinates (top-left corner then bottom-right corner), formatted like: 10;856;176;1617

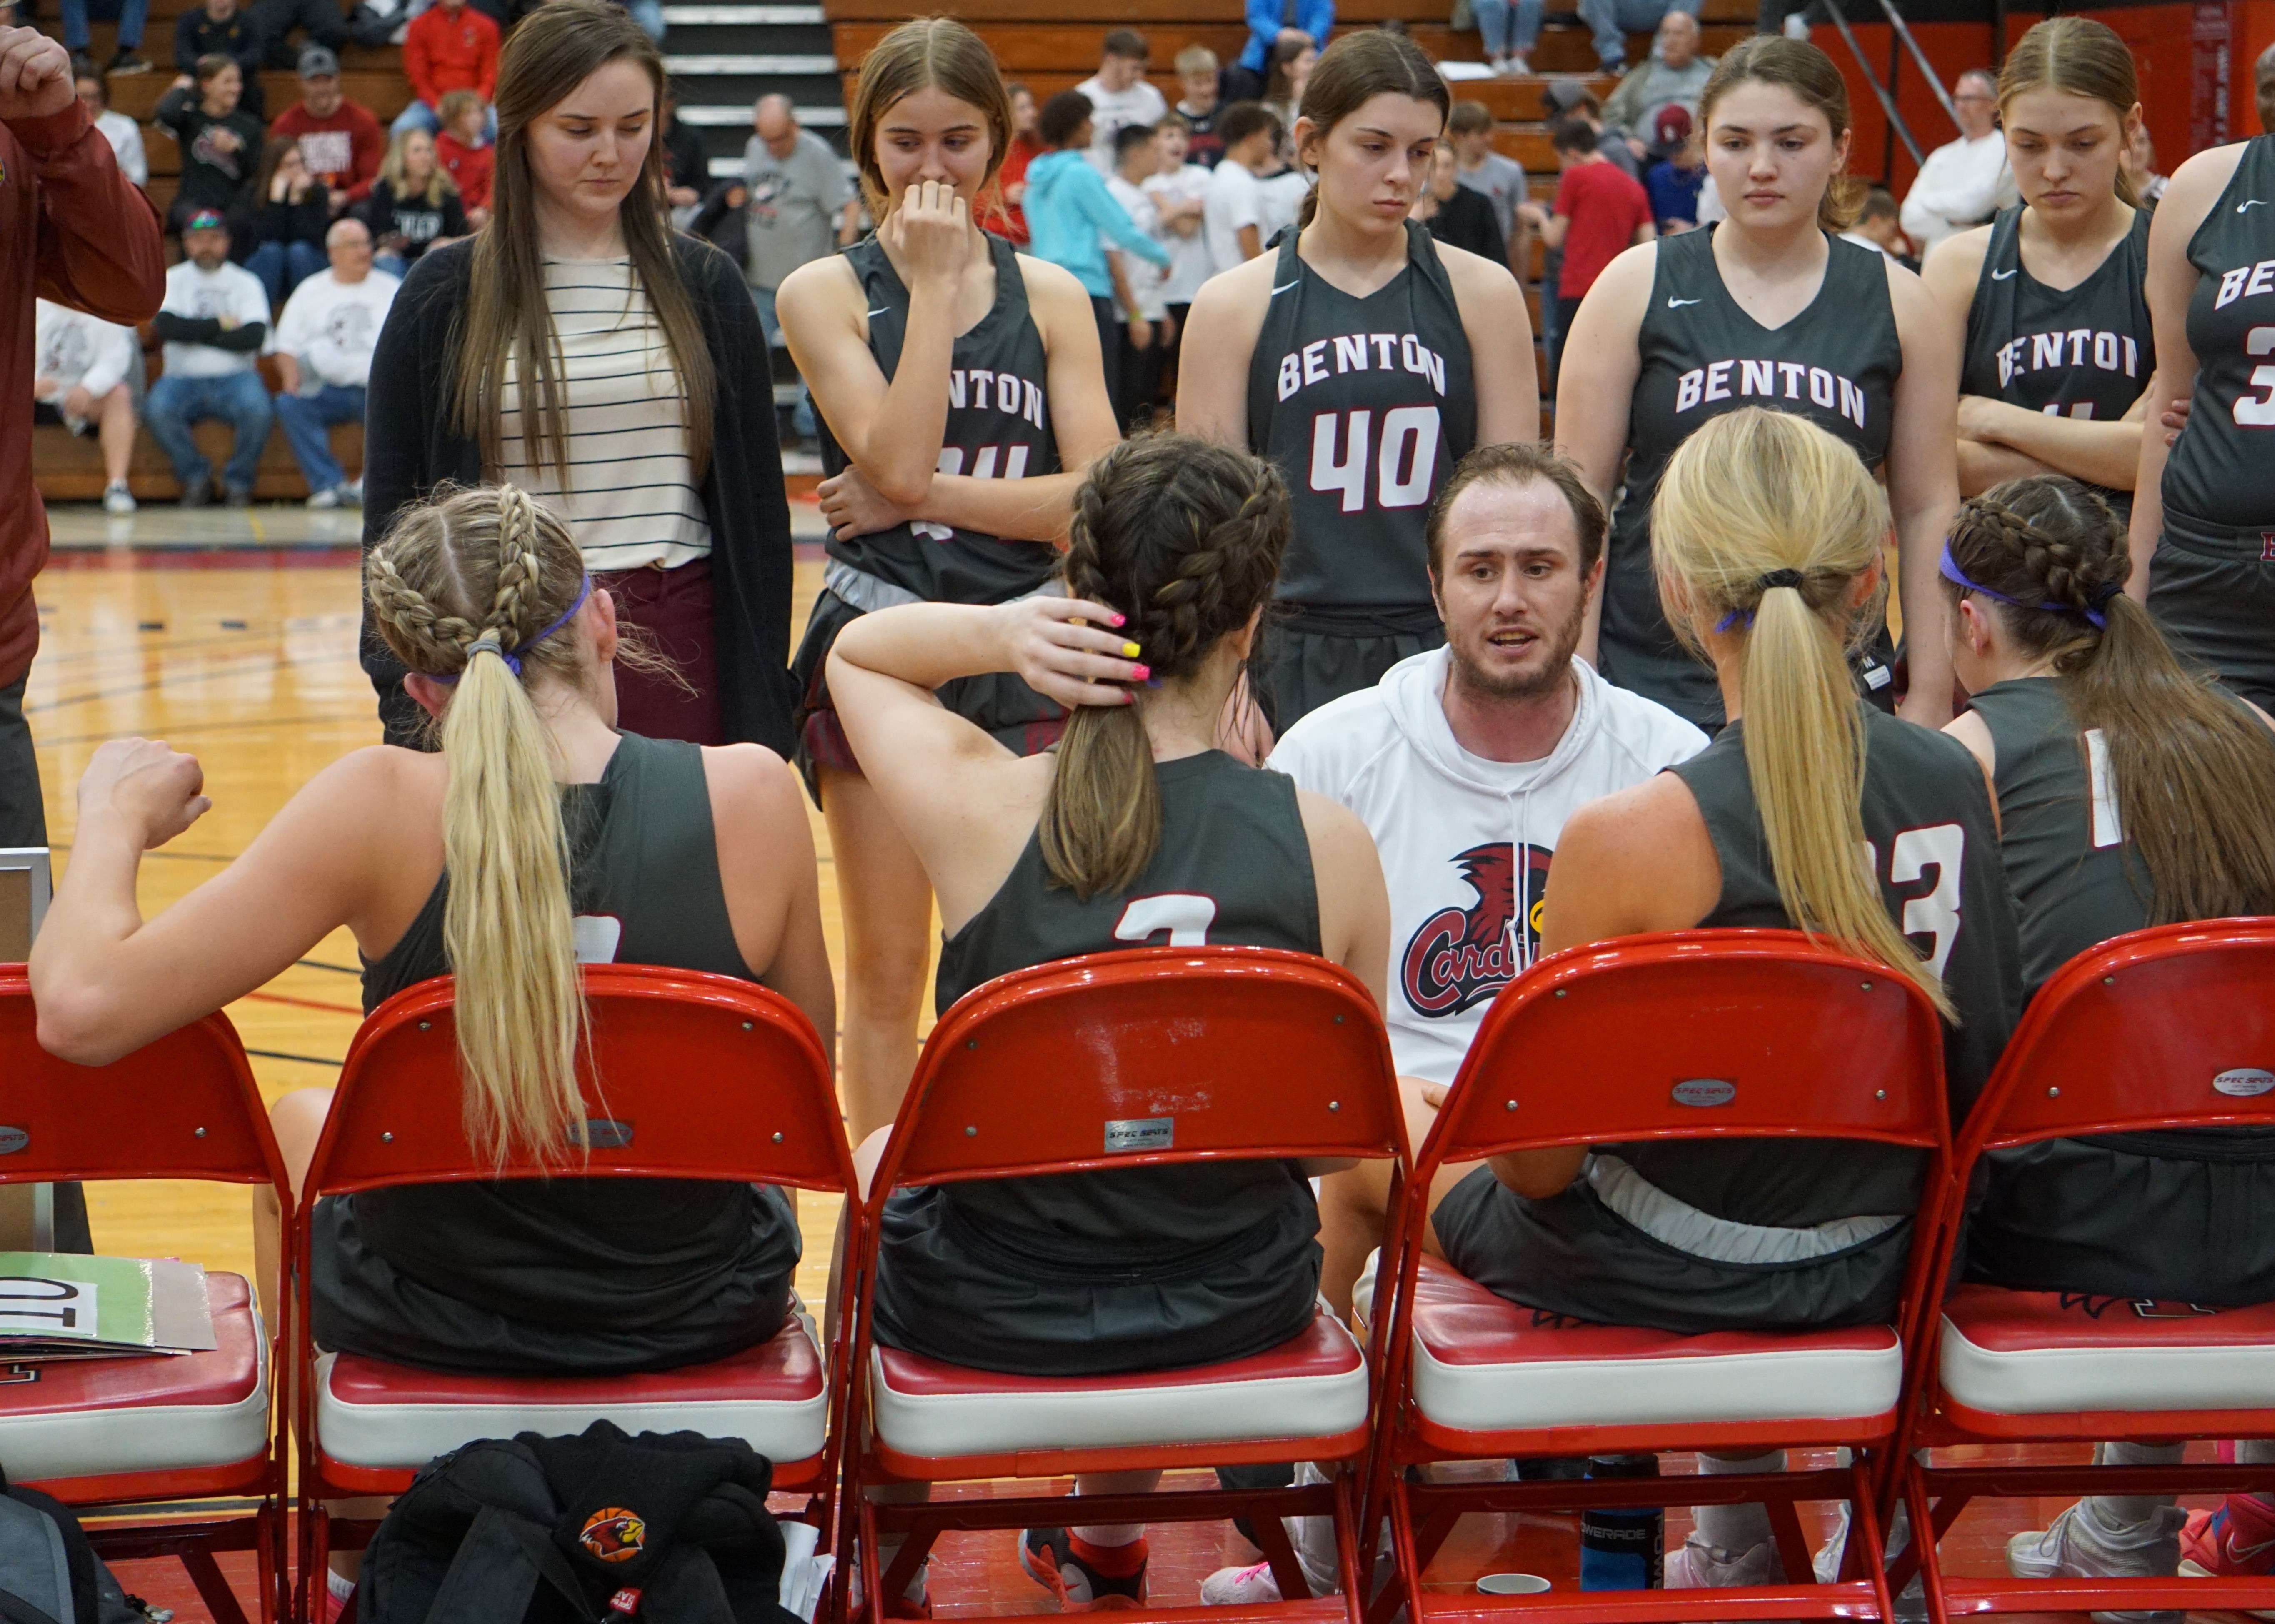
1961;204;2153;515
817;233;1062;606
1604;227;1902;730
1246;220;1478;612
2163;137;2275;551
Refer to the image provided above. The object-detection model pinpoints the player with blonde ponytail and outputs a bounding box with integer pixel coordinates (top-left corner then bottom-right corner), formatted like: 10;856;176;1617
32;481;835;1388
1407;408;2020;1597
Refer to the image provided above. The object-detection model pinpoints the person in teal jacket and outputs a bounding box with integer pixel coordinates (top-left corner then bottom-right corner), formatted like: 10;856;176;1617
1022;88;1170;414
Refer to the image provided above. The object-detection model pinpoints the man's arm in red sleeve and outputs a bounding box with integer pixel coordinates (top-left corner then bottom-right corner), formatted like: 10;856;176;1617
403;15;437;109
14;100;165;327
475;16;498;102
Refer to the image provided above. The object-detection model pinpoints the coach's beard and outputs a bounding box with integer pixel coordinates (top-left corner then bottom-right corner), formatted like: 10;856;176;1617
1446;597;1588;706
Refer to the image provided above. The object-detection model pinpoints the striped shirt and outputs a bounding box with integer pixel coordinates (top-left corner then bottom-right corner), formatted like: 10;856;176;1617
500;258;712;570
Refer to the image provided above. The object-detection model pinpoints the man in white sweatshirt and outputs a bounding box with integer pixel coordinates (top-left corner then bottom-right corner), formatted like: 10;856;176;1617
1201;441;1704;1614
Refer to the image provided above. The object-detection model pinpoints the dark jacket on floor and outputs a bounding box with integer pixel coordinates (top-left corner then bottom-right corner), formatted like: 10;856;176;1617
358;234;799;755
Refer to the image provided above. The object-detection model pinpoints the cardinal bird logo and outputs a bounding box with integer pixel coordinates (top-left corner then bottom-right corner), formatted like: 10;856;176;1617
1400;843;1554;1016
580;1508;648;1564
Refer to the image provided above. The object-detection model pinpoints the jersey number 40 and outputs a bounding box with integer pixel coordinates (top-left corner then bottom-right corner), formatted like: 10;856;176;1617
1309;407;1441;513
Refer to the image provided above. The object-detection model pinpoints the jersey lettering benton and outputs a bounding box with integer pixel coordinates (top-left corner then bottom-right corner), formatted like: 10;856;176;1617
818;234;1062;606
1246;221;1477;612
1962;204;2153;515
2164;137;2275;550
1605;227;1901;730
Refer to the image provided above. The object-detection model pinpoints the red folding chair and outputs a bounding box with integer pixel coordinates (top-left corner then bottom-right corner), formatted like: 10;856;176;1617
1365;930;1954;1624
838;945;1407;1624
1894;919;2275;1624
291;963;852;1624
0;967;291;1624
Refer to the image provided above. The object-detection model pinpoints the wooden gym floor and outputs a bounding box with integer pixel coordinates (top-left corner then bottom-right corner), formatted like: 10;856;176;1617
23;505;2247;1621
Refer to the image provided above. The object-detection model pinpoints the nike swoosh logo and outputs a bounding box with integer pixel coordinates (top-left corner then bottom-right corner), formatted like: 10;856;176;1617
2241;200;2268;213
1991;268;2017;280
1271;279;1300;295
1666;296;1701;307
866;306;890;317
2228;1533;2275;1562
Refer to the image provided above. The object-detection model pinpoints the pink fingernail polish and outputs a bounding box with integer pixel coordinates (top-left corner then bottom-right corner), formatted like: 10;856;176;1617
1112;613;1126;627
1132;664;1150;680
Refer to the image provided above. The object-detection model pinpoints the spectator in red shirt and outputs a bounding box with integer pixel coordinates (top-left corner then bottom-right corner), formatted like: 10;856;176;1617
432;86;491;218
990;82;1042;243
269;44;384;208
0;23;167;854
394;0;499;139
1519;115;1654;395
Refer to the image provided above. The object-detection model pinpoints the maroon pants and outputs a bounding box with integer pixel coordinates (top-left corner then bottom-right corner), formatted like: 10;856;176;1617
594;557;725;745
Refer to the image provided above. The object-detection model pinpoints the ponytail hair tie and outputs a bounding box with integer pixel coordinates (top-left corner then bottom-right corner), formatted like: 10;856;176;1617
1756;568;1806;591
423;575;595;684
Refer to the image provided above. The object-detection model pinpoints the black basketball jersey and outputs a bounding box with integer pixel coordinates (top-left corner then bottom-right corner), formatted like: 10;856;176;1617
1605;228;1902;730
1648;707;2024;1225
817;234;1062;605
1962;205;2153;514
1966;677;2151;997
2164;137;2275;550
1245;220;1478;611
930;750;1320;1254
356;732;801;1329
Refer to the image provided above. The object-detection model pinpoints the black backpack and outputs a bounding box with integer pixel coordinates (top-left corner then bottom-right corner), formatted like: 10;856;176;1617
358;1422;805;1624
0;1469;149;1624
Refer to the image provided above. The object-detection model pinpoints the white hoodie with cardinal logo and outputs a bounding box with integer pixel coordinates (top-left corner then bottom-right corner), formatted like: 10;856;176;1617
1268;647;1704;1084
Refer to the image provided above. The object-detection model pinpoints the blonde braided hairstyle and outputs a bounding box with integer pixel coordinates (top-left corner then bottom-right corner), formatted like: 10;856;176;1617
1040;434;1291;899
367;483;593;1166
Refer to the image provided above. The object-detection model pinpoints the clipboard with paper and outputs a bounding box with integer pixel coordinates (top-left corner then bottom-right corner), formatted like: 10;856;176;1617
0;1253;219;1360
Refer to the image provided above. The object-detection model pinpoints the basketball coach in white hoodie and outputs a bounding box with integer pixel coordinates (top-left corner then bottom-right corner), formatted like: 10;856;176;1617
1268;440;1705;1318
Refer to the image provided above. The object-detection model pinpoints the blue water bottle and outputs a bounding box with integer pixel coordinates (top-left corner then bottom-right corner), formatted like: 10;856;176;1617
1578;1454;1664;1591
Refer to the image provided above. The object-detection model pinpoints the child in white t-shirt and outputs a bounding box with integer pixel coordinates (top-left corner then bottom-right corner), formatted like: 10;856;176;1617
1143;113;1213;412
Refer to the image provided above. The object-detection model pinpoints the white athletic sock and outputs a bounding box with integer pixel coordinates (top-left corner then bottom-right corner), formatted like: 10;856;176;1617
327;1569;355;1603
1693;1450;1785;1555
1072;1471;1157;1549
2088;1441;2185;1526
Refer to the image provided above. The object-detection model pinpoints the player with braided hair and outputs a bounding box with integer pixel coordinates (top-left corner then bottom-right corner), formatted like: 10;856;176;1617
1935;475;2275;1605
32;482;834;1399
825;432;1388;1611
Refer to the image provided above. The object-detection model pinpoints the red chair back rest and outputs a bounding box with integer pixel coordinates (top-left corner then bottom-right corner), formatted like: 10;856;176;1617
1429;931;1950;1174
880;947;1403;1189
1966;919;2275;1155
0;969;285;1190
307;963;849;1202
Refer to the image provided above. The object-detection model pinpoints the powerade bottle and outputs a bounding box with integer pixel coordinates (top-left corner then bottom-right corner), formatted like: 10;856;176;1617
1578;1454;1663;1591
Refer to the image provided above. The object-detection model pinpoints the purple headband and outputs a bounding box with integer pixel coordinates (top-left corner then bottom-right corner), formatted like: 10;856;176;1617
428;573;593;683
1940;543;2112;630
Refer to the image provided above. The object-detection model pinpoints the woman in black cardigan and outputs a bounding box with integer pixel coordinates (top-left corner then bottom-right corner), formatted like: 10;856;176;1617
360;0;796;755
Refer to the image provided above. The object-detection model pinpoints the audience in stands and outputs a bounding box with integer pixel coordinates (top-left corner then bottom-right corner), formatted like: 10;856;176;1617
1518;116;1654;392
1257;30;1311;167
1935;477;2275;1599
1142;112;1209;410
155;55;265;250
1024;89;1169;414
33;297;139;515
395;0;497;137
742;92;851;448
2121;120;2165;204
1234;0;1329;95
1200;101;1279;270
251;0;345;70
1470;0;1542;78
825;433;1385;1613
358;126;465;274
362;0;795;755
1842;183;1908;262
1602;7;1713;162
74;67;145;183
1413;139;1504;262
1544;78;1636;175
25;483;834;1525
60;0;148;76
270;215;395;507
1449;99;1527;270
248;134;331;303
1104;122;1171;431
1642;105;1701;230
995;82;1040;240
145;209;274;507
270;44;384;207
1579;0;1698;77
658;82;705;215
1075;28;1164;174
430;85;490;215
1171;45;1220;165
171;0;266;116
1900;68;2013;255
